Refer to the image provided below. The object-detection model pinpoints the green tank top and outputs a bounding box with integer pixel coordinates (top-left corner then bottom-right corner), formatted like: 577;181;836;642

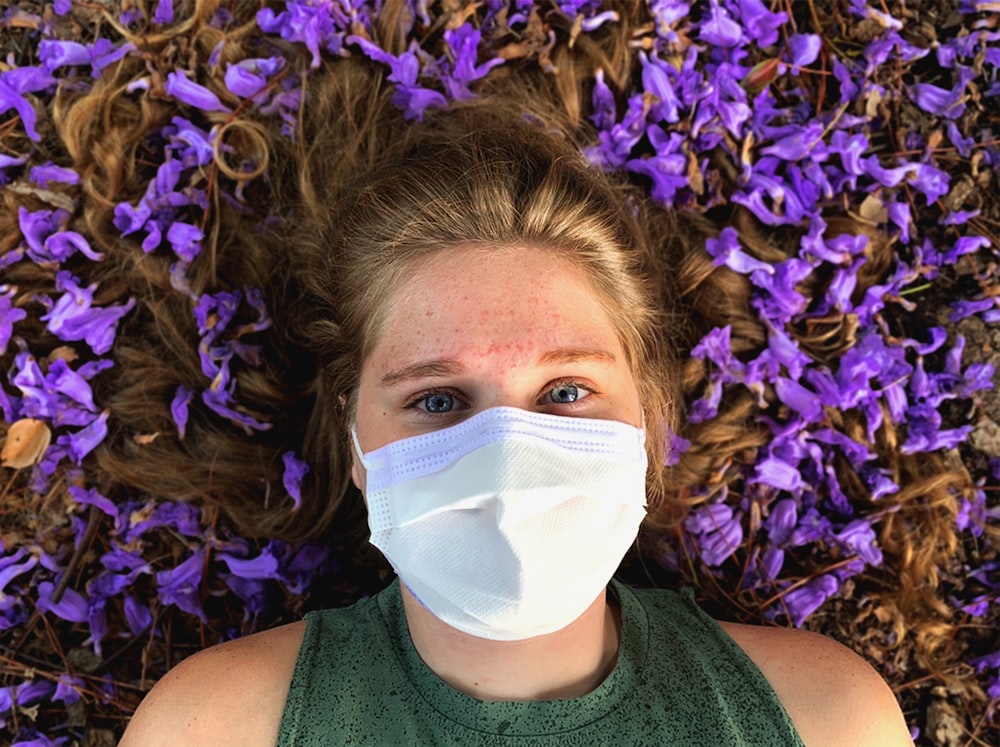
277;579;805;746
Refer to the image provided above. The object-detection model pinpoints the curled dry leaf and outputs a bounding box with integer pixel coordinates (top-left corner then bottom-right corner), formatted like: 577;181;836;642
858;192;887;224
46;346;79;364
1;418;52;469
133;433;161;445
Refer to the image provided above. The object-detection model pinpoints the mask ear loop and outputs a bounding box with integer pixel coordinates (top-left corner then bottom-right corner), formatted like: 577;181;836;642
350;425;377;470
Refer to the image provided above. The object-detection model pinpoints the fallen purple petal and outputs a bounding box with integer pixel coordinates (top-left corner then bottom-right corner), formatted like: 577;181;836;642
164;71;231;113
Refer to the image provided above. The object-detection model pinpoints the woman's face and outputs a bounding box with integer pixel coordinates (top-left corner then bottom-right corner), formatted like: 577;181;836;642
352;244;643;488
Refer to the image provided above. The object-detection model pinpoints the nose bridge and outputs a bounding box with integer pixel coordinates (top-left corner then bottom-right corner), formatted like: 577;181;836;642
481;372;538;412
469;351;541;413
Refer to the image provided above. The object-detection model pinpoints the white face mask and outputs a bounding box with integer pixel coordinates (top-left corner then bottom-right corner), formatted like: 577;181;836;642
352;406;648;641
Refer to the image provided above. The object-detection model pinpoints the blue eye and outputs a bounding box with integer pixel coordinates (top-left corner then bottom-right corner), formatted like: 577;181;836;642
547;383;583;404
421;392;455;413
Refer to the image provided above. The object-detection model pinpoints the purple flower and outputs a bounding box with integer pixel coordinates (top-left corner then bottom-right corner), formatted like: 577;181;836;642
13;355;102;427
760;122;826;162
171;386;193;440
40;271;136;355
787;34;821;68
0;66;57;141
349;37;447;121
684;503;744;567
52;675;83;705
775;377;823;422
441;24;504;100
754;456;804;492
69;485;117;519
0;288;27;355
38;40;90;72
863;158;950;202
29;163;80;186
580;10;619;32
36;582;89;623
943;235;990;264
258;3;344;69
16;680;54;707
156;547;207;621
706;227;774;275
700;0;744;47
910;81;966;119
60;410;110;464
88;38;135;77
154;0;174;24
18;206;68;257
732;171;811;226
781;574;840;627
736;0;787;46
685;503;735;534
909;163;951;202
698;516;744;567
124;595;154;635
758;547;785;581
0;550;38;593
164;71;231;113
39;231;105;264
166;221;204;262
664;433;691;467
224;57;283;99
202;385;272;432
282;451;309;511
835;519;883;565
0;154;28;185
639;51;680;123
626;126;688;205
218;547;280;580
765;499;798;545
691;325;746;379
166;118;215;167
950;298;996;322
589;69;617;131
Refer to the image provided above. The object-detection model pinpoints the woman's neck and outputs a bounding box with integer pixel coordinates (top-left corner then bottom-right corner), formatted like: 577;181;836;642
399;585;621;702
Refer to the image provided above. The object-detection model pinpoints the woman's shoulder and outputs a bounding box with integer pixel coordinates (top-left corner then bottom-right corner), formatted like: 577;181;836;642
716;620;913;747
119;620;307;747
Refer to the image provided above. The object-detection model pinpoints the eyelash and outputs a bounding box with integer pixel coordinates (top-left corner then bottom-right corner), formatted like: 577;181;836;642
403;379;598;415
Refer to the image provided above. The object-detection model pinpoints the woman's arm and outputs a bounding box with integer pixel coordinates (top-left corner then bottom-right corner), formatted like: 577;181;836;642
119;621;305;747
719;622;913;747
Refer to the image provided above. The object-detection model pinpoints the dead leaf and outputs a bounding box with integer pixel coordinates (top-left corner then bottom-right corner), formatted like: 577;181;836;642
925;697;964;747
686;149;705;195
1;418;52;469
859;193;887;223
5;9;41;30
864;88;883;119
46;346;79;364
4;181;76;212
133;433;161;445
740;131;755;167
444;2;481;30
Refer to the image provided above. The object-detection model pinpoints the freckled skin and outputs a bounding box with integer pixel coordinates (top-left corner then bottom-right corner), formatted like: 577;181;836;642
353;244;643;455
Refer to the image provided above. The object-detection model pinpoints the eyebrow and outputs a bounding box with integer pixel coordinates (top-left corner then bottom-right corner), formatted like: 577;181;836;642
380;359;466;388
379;348;617;388
536;347;617;367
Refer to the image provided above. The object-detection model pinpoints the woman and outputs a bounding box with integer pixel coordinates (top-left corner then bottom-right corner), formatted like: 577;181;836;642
120;110;912;746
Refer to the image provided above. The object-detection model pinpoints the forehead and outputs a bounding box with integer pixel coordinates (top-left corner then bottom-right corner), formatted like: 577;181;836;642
369;245;625;366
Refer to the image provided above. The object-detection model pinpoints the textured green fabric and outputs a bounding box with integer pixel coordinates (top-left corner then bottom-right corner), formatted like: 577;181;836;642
277;579;806;746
